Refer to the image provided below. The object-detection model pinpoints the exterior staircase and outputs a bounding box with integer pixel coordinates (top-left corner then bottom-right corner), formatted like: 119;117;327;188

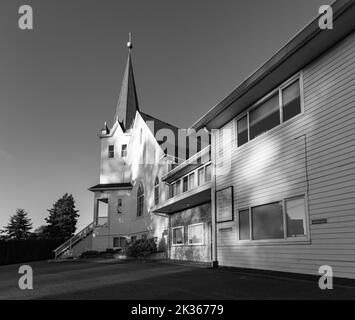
54;222;94;259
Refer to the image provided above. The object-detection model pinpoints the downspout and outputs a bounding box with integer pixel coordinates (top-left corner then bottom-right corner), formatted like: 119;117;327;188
211;129;218;267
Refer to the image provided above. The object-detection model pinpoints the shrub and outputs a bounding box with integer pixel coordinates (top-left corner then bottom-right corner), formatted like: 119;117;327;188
79;250;100;258
157;237;167;252
125;238;157;258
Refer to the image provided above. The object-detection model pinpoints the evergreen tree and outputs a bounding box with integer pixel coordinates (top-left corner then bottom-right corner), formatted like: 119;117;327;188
2;209;33;240
45;193;79;239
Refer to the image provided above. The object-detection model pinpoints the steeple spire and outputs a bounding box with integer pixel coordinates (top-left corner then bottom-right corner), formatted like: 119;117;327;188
114;33;139;131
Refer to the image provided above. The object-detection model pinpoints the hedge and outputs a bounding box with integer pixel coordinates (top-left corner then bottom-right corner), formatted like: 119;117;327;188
0;238;65;265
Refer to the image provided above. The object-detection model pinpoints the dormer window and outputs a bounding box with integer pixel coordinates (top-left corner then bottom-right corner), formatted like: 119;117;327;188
121;144;127;157
108;145;114;158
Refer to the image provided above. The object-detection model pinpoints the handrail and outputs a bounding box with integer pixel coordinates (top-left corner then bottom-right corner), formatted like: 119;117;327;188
54;222;94;259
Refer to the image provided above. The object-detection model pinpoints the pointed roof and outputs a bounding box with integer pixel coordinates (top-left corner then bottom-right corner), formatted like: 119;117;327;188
115;37;139;131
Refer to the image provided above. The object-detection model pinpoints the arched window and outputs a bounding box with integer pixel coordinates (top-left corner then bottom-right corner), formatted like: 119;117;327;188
137;182;144;216
154;177;159;205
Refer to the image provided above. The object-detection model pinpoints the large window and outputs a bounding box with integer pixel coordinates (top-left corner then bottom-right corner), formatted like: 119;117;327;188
198;167;204;186
250;93;280;139
183;176;188;192
108;145;114;158
137;182;144;216
205;164;211;182
172;227;184;245
237;195;307;241
188;173;195;189
154;177;159;205
236;77;302;147
188;223;204;245
252;202;284;240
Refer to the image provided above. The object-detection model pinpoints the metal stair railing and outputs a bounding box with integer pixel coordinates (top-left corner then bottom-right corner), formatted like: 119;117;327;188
54;222;94;259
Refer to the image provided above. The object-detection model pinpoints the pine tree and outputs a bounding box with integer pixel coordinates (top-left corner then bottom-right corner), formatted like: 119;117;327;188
2;209;33;240
45;193;79;239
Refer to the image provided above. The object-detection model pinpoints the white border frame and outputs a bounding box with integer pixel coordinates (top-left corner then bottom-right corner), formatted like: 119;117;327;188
172;226;184;246
187;223;204;246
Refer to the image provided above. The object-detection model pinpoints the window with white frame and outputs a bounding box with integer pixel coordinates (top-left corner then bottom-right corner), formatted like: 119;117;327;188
172;227;184;245
137;182;144;217
183;176;188;192
198;167;204;186
121;144;127;157
236;76;302;147
108;145;114;158
237;195;307;241
205;164;211;182
188;223;204;245
188;172;195;189
113;237;126;248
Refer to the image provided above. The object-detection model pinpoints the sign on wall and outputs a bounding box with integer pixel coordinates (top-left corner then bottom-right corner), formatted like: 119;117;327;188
216;186;233;223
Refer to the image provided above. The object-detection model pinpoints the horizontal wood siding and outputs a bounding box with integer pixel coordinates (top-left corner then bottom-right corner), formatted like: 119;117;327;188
215;31;355;279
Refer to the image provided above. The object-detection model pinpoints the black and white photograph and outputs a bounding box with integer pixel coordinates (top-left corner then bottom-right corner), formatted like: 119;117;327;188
1;0;355;306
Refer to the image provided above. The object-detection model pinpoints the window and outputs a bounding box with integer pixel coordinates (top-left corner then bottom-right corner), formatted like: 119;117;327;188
169;183;174;198
236;75;302;147
108;145;114;158
172;227;184;245
121;144;127;157
237;195;307;242
117;198;122;214
188;223;204;245
175;180;181;195
252;202;284;240
286;197;306;237
239;209;250;240
154;177;159;205
188;173;195;189
282;79;301;122
198;168;204;186
183;176;188;192
137;182;144;216
237;115;248;147
250;93;280;139
205;164;211;182
113;237;126;248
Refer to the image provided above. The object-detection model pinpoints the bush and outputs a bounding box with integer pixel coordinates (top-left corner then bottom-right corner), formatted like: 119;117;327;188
157;237;167;252
124;238;157;258
79;250;100;259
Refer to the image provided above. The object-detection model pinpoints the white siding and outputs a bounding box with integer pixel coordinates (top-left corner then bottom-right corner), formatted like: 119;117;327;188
215;31;355;279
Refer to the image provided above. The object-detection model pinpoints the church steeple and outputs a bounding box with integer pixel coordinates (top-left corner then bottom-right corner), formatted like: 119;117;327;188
114;33;139;131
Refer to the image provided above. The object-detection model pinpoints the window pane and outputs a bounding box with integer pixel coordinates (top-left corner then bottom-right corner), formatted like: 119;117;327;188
239;209;250;240
183;176;188;192
108;145;114;158
173;228;183;244
175;180;181;195
252;202;284;240
198;168;204;185
237;115;248;146
282;80;301;122
249;93;280;139
286;197;306;237
189;173;195;189
205;164;211;182
188;224;203;244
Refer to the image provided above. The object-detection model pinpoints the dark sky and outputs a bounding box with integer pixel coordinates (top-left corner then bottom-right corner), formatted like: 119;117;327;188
0;0;330;230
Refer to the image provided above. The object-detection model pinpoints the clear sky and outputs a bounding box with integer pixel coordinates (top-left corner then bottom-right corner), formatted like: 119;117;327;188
0;0;331;231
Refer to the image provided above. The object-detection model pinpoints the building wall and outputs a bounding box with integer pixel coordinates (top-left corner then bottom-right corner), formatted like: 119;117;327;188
214;31;355;279
170;202;211;262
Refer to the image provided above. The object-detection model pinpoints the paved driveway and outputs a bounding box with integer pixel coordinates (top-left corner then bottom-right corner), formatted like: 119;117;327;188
0;260;354;299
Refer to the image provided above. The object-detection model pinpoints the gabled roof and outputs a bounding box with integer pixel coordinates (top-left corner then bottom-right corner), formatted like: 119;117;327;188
115;51;139;131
